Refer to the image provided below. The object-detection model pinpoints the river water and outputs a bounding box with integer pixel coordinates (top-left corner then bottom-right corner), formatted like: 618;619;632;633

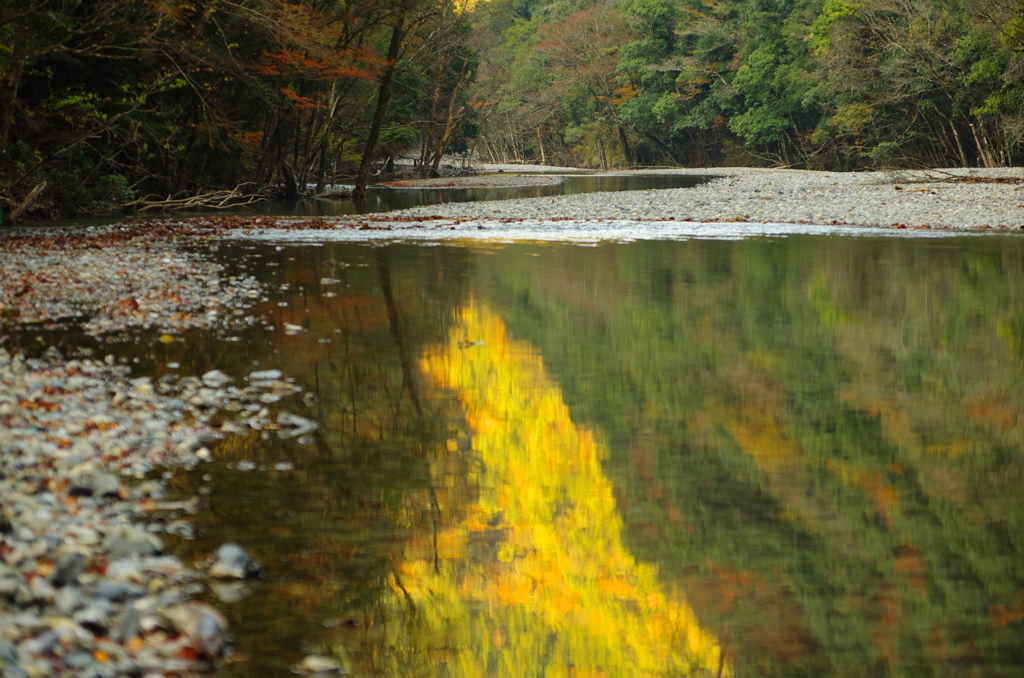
104;230;1022;678
22;178;1024;676
283;172;709;217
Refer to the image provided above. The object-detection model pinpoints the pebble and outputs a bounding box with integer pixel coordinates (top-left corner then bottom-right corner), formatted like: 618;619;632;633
208;543;260;580
291;654;345;675
49;552;86;587
162;602;228;658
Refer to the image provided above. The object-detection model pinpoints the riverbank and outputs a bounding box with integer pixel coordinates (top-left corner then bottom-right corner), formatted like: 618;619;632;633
0;223;321;677
374;166;1024;231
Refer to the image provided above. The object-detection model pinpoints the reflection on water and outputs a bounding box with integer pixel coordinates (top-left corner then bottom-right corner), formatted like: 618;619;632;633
268;173;709;218
413;303;723;677
154;235;1024;677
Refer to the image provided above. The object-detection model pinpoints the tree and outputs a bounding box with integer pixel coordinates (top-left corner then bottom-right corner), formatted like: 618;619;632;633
0;0;479;217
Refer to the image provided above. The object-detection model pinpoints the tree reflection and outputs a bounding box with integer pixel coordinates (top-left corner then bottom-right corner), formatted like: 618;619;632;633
346;302;725;677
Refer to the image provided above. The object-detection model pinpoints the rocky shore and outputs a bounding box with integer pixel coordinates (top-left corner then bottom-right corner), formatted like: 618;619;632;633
381;166;1024;231
0;223;318;677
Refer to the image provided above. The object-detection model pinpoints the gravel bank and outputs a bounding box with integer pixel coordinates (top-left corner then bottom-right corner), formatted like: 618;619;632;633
0;222;261;335
0;222;318;677
377;167;1024;231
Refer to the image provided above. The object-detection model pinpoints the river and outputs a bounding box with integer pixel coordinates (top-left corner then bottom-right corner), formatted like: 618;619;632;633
57;229;1021;677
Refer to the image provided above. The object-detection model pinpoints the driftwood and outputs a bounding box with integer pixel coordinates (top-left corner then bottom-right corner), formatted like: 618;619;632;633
128;184;279;213
6;181;48;222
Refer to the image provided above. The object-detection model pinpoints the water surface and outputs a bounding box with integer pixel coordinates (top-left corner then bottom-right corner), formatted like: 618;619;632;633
267;172;710;217
57;234;1024;676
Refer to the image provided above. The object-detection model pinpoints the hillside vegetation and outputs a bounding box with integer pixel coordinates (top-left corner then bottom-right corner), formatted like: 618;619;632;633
469;0;1024;169
2;0;1021;216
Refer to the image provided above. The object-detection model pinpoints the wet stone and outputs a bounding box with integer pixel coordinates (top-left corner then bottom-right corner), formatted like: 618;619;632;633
292;654;346;676
201;369;232;388
248;369;283;385
0;638;19;664
62;649;95;669
27;577;56;605
209;580;256;603
104;559;145;584
111;658;143;678
48;617;92;648
68;469;122;498
74;600;114;633
101;526;163;558
19;631;59;657
163;602;228;657
2;663;30;678
208;542;260;580
49;551;86;587
102;537;159;558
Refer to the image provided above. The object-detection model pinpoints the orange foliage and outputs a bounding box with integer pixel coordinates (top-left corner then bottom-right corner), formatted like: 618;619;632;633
280;87;326;111
729;407;800;472
613;82;641;106
598;577;638;599
259;50;375;81
232;130;264;147
683;565;816;663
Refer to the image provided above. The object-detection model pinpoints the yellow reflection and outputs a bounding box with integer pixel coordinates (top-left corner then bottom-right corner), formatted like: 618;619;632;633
384;303;726;677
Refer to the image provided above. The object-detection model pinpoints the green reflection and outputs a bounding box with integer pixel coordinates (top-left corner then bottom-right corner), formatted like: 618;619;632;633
177;236;1024;678
481;236;1024;677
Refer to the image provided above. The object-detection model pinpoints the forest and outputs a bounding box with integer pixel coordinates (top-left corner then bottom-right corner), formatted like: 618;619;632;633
1;0;1022;217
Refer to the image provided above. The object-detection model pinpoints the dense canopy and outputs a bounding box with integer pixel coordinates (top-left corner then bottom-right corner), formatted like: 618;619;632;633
1;0;1022;217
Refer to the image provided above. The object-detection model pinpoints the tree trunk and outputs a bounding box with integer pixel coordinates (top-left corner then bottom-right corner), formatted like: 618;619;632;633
616;125;632;168
423;60;447;177
970;122;996;168
950;122;970;167
0;33;27;165
376;249;423;421
429;58;472;175
354;22;405;200
280;160;300;201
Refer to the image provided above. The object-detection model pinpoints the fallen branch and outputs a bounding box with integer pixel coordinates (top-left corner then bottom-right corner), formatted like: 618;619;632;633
127;184;281;212
6;181;48;223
